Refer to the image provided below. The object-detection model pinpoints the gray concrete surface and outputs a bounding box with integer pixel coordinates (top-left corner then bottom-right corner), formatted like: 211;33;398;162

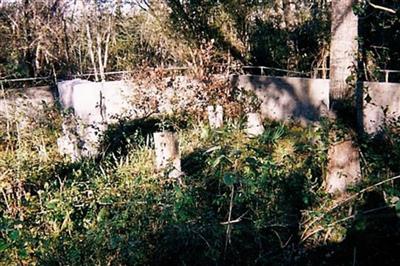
361;81;400;135
231;75;330;125
245;112;264;137
0;86;54;115
56;79;136;159
232;75;400;135
57;79;135;124
3;75;400;160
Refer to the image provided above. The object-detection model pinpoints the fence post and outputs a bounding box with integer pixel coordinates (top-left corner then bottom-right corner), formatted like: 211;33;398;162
245;112;264;137
207;105;223;128
154;131;182;178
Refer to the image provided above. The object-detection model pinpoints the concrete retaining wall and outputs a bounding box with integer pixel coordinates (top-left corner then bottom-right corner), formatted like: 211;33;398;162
232;75;400;134
3;75;399;159
361;81;400;135
56;77;206;159
56;79;136;159
0;86;54;113
231;75;330;124
57;79;134;124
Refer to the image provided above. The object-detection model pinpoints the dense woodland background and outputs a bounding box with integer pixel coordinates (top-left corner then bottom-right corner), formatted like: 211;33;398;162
0;0;400;81
1;1;400;265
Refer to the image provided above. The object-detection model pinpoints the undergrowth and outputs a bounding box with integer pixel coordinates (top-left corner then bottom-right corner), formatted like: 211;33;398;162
1;104;400;265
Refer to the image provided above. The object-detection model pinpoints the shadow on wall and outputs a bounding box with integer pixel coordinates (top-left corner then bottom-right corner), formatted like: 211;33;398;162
359;81;400;136
232;75;400;136
230;75;330;125
99;117;161;157
98;115;189;158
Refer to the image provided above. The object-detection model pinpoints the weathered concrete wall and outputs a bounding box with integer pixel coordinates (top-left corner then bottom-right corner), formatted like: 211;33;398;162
0;86;54;120
232;75;400;134
57;79;91;110
4;75;397;159
0;86;54;111
361;81;400;135
56;77;207;159
58;77;206;125
57;79;135;124
231;75;330;124
57;80;137;159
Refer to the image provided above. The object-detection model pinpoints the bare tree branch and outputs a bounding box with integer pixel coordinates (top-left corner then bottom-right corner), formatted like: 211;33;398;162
367;0;396;14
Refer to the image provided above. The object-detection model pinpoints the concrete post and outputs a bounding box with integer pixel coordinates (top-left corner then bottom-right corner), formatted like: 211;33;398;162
245;112;264;137
154;131;182;178
207;105;223;128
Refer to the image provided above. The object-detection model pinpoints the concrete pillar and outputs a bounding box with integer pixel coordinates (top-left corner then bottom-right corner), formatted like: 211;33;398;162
154;131;182;178
245;112;264;137
207;105;223;128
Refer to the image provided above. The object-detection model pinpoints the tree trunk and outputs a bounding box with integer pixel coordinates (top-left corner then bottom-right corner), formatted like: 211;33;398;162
328;1;362;195
86;24;99;81
23;0;36;77
329;0;358;103
102;17;112;74
96;31;105;81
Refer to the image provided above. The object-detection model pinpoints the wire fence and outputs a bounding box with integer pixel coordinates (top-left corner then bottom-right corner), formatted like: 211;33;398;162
311;68;400;82
1;66;399;88
242;66;310;77
0;67;191;88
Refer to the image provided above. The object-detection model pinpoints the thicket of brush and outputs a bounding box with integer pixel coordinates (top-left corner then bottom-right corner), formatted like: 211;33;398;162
1;97;400;265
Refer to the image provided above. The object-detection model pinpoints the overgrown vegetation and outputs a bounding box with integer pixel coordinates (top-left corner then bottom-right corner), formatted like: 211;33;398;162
1;102;400;265
1;0;400;265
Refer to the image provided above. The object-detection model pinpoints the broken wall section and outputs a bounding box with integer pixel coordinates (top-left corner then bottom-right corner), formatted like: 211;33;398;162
56;77;207;160
57;79;136;159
